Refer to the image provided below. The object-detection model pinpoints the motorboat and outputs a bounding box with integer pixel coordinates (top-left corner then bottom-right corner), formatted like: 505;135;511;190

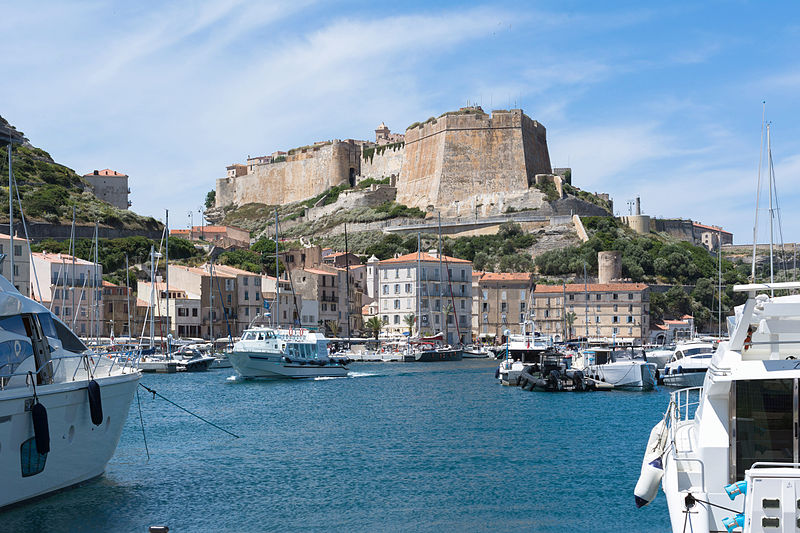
644;345;675;369
573;347;657;391
414;346;462;362
462;346;492;358
494;321;552;363
661;341;715;388
635;282;800;532
0;276;141;508
228;327;348;379
172;346;215;372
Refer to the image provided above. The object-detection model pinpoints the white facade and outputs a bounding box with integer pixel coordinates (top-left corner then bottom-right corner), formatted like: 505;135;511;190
376;252;472;345
0;233;30;296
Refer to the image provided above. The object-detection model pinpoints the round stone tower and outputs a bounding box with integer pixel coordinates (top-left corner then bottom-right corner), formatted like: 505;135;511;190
598;251;622;284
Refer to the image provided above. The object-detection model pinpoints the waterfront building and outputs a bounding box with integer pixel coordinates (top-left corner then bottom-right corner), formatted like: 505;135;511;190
213;265;263;335
650;315;694;344
169;225;250;249
0;233;30;296
31;251;103;338
476;272;536;341
532;282;649;345
135;281;200;339
168;264;237;340
376;251;472;345
101;281;132;338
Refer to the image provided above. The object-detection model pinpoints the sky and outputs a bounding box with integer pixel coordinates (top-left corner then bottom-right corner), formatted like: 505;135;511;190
1;0;799;245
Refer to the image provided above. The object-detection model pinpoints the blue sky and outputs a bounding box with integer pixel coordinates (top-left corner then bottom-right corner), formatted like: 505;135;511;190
1;1;799;245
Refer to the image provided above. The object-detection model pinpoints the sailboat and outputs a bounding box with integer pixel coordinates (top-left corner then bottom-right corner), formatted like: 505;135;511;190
0;124;141;508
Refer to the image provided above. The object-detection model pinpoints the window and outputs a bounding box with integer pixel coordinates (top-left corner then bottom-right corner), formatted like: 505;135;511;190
501;291;507;301
482;302;488;312
382;270;387;279
613;304;618;312
383;285;389;295
243;277;249;286
613;327;618;335
569;294;574;301
256;293;260;301
331;304;336;312
613;293;619;300
520;302;526;311
245;308;250;316
394;300;400;309
192;308;198;317
482;290;488;300
422;299;428;309
627;316;633;324
322;303;327;311
483;314;488;323
394;315;400;324
628;305;633;313
595;316;600;323
395;284;400;294
14;245;21;256
628;293;634;300
544;309;549;318
395;269;399;279
244;292;249;301
460;270;466;281
20;436;47;477
227;294;231;304
178;308;188;317
460;300;465;309
405;283;411;293
612;316;619;323
595;294;601;301
54;306;60;315
225;279;233;291
628;327;633;335
382;315;388;324
501;302;507;312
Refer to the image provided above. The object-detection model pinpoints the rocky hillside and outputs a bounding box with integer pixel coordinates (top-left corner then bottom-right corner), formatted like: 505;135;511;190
0;116;161;232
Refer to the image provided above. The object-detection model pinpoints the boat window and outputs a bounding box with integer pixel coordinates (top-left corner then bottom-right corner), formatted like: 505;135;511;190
257;332;265;341
674;351;683;360
684;348;712;357
52;318;88;354
37;313;58;339
0;339;34;377
20;436;47;477
0;315;29;337
735;379;794;481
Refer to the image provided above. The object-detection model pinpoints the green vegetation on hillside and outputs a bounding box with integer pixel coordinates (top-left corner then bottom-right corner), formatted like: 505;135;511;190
0;144;160;231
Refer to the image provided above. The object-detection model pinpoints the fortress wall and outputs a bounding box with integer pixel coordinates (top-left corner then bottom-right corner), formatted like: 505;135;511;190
398;110;543;214
360;145;404;179
396;118;447;209
216;141;360;207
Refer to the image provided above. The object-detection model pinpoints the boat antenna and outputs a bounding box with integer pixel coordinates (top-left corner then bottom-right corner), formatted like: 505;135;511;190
717;229;722;338
274;208;279;328
165;209;170;355
751;101;766;282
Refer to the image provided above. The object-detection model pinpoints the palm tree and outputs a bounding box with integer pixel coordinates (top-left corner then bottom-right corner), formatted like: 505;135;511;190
565;311;577;339
365;316;383;340
403;313;416;336
326;320;340;338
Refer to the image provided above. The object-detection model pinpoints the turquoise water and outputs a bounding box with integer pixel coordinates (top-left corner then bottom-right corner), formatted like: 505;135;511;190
3;360;673;532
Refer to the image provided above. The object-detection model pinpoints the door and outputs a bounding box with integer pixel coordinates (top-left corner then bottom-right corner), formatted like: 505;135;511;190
732;379;796;482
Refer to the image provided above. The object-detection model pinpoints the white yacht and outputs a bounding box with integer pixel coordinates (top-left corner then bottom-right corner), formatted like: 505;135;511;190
661;341;716;387
574;347;657;391
644;345;675;369
228;326;348;379
495;321;552;362
635;282;800;532
0;276;140;508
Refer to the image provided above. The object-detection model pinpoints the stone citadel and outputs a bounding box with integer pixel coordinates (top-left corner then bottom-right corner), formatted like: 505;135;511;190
217;107;577;217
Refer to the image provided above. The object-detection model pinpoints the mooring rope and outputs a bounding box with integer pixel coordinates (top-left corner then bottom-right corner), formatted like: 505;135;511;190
136;386;150;461
139;383;240;438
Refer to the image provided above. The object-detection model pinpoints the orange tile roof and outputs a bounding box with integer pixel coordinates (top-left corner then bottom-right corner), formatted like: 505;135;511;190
480;272;534;282
303;267;336;276
84;169;127;177
213;264;259;277
693;222;732;235
534;282;648;293
379;252;471;265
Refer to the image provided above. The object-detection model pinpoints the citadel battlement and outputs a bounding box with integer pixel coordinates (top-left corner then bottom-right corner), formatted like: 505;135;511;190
217;107;554;217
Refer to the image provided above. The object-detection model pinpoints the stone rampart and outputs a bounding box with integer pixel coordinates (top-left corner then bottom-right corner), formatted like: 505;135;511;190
397;109;551;215
306;186;397;220
360;144;404;179
651;218;696;242
216;140;361;207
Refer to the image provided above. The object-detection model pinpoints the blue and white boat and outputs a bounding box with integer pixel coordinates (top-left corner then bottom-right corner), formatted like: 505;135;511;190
228;327;348;379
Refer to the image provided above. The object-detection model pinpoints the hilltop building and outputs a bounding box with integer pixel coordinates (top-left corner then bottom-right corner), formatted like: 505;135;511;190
83;169;130;210
216;106;566;218
170;225;250;249
693;222;733;250
476;272;536;340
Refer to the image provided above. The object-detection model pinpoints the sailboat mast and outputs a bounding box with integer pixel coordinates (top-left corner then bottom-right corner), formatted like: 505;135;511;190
149;245;155;348
344;222;351;342
718;230;722;338
94;221;99;345
767;124;774;287
417;232;421;337
8;140;13;287
751;102;766;281
165;209;170;354
584;262;589;341
125;253;131;341
438;213;444;334
274;208;279;328
71;208;76;327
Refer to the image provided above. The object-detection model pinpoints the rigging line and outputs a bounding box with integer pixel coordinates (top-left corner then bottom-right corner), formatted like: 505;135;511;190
135;386;150;461
689;495;742;515
751;101;766;281
768;144;789;280
139;382;240;439
12;172;42;303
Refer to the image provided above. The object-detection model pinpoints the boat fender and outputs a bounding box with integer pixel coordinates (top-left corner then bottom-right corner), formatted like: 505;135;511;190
87;379;103;426
515;374;523;386
724;480;747;500
634;418;668;508
494;367;500;379
31;401;50;455
721;514;744;533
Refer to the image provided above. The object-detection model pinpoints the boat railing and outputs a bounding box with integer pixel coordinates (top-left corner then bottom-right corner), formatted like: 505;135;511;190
671;386;703;423
0;350;140;391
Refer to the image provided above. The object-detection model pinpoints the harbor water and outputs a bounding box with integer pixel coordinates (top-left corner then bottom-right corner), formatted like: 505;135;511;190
4;360;673;532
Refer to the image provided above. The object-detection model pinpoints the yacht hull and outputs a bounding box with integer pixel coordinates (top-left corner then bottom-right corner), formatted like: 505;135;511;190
414;349;462;362
229;351;348;379
585;361;657;391
0;371;140;508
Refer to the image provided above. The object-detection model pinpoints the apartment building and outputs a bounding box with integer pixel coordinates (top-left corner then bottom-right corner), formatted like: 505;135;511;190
102;281;132;338
476;272;536;340
0;233;30;296
168;264;237;340
213;265;263;335
532;283;650;345
376;251;472;345
136;281;201;339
